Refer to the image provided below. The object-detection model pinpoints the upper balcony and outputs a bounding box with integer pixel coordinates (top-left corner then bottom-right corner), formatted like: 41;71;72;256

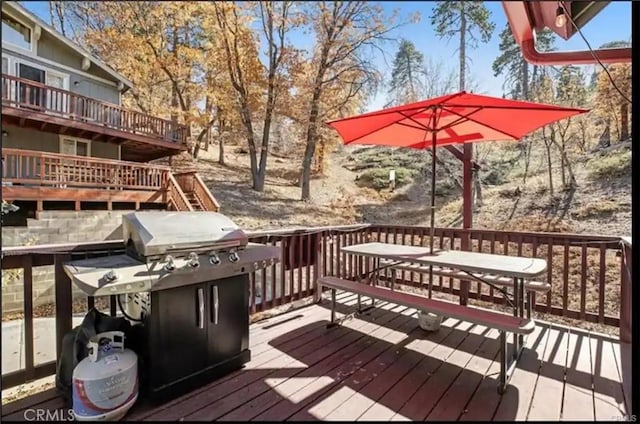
1;74;188;162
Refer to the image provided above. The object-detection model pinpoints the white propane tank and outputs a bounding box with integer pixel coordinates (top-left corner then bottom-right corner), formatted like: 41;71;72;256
72;331;138;421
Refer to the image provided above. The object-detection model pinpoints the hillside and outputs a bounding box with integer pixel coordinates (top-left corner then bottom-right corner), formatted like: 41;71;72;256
175;139;631;237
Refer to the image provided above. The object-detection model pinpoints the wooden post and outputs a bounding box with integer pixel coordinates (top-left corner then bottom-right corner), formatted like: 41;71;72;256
74;200;81;211
54;254;73;360
619;239;632;343
460;143;473;306
23;256;35;382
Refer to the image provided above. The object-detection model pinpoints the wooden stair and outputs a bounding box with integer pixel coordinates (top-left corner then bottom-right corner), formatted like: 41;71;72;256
184;191;204;211
167;171;220;212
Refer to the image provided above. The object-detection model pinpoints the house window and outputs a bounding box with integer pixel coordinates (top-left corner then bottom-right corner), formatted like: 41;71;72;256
2;14;33;52
2;56;8;74
60;136;91;157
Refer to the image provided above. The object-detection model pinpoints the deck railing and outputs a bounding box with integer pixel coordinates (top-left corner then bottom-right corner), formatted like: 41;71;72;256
0;224;631;389
2;148;171;191
2;74;188;144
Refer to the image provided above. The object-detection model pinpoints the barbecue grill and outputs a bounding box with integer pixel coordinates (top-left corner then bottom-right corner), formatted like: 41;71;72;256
63;211;280;402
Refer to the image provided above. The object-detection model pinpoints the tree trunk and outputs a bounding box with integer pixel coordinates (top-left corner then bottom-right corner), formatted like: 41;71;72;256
193;139;201;159
522;137;533;184
315;139;326;175
522;58;529;100
459;7;466;91
218;117;225;166
301;40;330;201
542;127;554;198
301;82;324;200
620;102;629;141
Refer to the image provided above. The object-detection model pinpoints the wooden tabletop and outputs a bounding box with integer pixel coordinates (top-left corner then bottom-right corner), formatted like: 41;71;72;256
341;242;547;279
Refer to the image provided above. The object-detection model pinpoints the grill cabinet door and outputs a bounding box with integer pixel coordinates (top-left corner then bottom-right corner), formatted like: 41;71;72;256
207;275;250;364
149;283;208;388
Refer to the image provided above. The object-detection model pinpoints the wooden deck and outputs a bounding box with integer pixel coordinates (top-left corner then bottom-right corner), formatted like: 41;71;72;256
2;292;631;421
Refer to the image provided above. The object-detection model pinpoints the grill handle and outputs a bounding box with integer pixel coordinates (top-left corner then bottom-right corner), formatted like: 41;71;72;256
197;288;204;329
212;285;219;325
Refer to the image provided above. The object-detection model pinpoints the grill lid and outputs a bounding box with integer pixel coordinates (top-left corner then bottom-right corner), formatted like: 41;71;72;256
123;211;248;258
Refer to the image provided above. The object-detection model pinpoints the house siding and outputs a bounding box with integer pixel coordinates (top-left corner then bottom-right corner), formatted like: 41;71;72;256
3;47;120;105
3;125;120;160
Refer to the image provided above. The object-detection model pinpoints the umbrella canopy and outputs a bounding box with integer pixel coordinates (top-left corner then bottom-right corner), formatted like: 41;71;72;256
326;91;588;259
326;91;588;148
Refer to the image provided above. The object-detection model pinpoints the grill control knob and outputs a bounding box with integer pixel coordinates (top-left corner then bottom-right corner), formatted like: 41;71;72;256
103;270;119;282
229;251;240;263
187;252;200;268
164;255;176;272
209;253;221;265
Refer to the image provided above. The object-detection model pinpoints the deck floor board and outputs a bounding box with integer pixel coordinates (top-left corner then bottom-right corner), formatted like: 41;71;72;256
2;292;628;422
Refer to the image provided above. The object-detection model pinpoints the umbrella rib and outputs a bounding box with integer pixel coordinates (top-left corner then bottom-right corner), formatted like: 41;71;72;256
436;107;484;133
396;121;431;131
442;107;522;140
398;110;434;132
445;103;587;112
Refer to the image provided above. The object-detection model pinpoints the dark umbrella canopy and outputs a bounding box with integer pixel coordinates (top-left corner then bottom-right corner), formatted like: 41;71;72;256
326;91;588;254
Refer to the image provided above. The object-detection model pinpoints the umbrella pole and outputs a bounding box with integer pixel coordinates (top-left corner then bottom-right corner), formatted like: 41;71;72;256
429;133;436;253
428;130;437;299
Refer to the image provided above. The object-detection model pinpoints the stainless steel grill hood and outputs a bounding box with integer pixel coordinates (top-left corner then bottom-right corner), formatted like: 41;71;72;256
123;211;248;259
63;211;280;297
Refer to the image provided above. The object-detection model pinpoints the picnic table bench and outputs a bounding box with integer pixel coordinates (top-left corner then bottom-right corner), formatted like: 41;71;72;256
318;275;535;393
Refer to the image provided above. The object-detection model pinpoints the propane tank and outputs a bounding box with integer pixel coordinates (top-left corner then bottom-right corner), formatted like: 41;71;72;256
72;331;138;421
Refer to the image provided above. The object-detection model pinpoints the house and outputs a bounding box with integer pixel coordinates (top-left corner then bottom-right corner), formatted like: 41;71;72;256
1;1;217;215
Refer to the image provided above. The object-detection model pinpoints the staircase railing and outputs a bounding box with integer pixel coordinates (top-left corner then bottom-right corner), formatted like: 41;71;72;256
166;172;193;211
174;171;220;212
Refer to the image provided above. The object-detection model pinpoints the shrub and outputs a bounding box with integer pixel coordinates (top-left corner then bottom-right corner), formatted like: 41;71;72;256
572;200;619;219
587;150;631;180
356;167;414;190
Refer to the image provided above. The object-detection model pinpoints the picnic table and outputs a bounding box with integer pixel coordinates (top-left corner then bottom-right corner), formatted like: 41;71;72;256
340;242;548;354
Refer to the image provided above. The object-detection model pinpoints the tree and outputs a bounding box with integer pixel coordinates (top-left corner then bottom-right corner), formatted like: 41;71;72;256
593;41;632;144
533;73;557;198
201;1;303;190
430;1;495;209
49;1;223;158
492;24;528;100
298;1;402;201
552;65;587;188
386;39;426;106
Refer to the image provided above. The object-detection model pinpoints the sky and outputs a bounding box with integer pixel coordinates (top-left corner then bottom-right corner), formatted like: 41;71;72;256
21;0;632;112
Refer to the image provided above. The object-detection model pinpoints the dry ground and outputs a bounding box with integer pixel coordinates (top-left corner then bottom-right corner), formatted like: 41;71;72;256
175;143;631;238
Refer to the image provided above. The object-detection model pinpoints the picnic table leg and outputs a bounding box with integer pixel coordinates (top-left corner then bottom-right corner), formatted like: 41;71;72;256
498;330;507;393
513;279;520;352
518;278;526;347
327;288;337;328
498;328;524;394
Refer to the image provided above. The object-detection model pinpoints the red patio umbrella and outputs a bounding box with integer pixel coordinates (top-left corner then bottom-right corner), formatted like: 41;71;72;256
326;91;588;253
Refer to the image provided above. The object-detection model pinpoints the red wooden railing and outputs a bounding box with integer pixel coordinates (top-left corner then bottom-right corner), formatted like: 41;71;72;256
0;224;631;389
2;148;170;191
2;74;188;144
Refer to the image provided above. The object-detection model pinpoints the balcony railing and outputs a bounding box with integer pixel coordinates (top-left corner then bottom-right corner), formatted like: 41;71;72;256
1;74;188;144
0;224;631;389
2;148;170;191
